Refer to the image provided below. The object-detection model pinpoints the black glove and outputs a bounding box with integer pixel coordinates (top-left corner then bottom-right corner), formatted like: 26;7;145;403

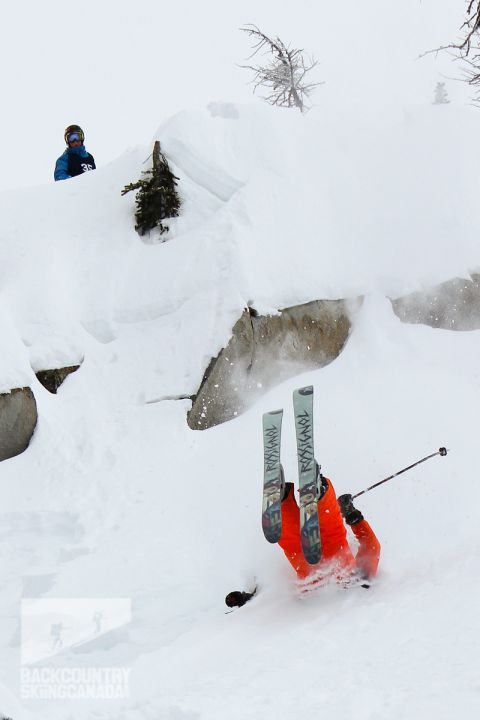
281;481;294;502
316;463;328;501
337;494;364;526
225;589;256;608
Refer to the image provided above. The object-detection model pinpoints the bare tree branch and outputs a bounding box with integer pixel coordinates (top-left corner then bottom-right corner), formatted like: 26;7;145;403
422;2;480;103
239;24;323;112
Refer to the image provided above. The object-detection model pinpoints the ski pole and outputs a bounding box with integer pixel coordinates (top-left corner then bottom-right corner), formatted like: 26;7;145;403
352;447;447;500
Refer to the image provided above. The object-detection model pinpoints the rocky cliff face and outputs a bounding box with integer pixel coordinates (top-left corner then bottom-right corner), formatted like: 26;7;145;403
188;273;480;431
0;364;80;463
0;387;37;461
392;274;480;331
3;274;479;454
35;365;80;394
188;299;352;430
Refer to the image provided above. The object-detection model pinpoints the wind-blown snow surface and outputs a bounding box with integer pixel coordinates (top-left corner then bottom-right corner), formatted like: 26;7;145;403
0;104;479;719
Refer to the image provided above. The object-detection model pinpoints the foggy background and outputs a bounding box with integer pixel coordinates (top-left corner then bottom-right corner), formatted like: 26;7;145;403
0;0;472;192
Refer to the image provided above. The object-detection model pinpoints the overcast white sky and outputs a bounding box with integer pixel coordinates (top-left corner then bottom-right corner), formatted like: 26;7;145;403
0;0;473;192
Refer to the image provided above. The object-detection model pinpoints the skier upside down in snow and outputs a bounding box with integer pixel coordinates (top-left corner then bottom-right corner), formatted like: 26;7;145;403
225;471;380;608
226;380;444;610
226;386;385;609
279;473;380;588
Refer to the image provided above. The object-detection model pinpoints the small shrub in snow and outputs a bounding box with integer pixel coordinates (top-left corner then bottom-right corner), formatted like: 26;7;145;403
122;141;181;237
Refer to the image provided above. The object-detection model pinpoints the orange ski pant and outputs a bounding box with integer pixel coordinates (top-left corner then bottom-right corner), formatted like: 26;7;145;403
278;478;380;581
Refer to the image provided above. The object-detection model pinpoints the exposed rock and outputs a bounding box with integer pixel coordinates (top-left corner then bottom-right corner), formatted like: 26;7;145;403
35;365;80;394
0;387;37;461
187;310;254;430
188;299;351;430
392;274;480;331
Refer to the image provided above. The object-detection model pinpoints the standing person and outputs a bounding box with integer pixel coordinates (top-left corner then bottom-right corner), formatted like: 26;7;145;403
54;125;96;181
225;470;381;607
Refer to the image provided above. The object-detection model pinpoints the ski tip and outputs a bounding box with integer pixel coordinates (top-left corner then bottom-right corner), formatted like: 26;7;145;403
294;385;313;397
264;409;283;417
303;549;322;565
262;528;282;544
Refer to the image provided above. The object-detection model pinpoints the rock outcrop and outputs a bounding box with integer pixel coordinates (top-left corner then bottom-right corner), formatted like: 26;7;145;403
0;387;37;461
188;299;351;430
35;365;80;394
392;274;480;331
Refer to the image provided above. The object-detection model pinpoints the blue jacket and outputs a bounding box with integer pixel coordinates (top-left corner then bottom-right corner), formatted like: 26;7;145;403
54;145;96;181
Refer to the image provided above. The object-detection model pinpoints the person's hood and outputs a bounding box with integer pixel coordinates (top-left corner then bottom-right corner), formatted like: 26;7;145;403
65;144;88;157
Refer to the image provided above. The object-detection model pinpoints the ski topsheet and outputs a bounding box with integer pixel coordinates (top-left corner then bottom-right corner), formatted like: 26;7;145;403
293;386;321;564
262;409;284;543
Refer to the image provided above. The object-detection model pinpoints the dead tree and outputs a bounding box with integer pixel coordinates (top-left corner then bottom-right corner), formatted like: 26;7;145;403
425;2;480;103
240;24;322;112
457;2;480;56
459;2;480;100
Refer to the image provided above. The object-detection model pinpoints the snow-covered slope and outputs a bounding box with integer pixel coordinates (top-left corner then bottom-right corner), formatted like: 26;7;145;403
2;102;479;386
0;102;479;719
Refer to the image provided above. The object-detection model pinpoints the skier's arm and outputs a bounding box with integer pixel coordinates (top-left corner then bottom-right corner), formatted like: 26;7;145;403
350;518;381;579
338;494;381;580
54;154;71;181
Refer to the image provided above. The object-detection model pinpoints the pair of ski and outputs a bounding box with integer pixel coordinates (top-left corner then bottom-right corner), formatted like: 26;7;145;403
262;385;321;565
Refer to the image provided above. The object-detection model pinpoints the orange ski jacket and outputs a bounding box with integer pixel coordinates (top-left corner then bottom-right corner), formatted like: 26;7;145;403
278;477;380;586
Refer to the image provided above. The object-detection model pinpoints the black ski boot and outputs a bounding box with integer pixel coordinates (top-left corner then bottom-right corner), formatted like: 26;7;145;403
225;588;257;608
